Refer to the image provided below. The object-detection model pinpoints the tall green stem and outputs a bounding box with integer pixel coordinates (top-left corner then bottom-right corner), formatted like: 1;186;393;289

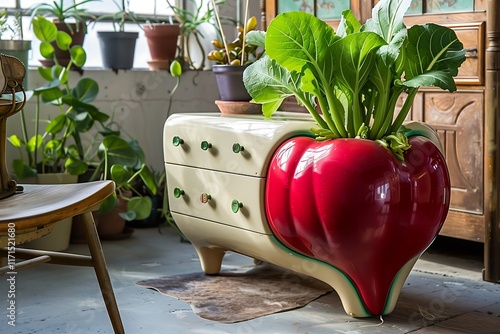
390;88;418;133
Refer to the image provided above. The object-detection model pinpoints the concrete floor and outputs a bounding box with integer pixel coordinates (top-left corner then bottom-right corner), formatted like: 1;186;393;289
2;225;500;334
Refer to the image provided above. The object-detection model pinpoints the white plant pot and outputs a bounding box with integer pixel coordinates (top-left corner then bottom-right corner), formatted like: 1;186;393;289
22;173;78;251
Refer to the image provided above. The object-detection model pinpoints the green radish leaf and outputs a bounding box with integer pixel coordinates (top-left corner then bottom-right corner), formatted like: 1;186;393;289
332;32;385;132
363;0;411;43
337;10;362;38
266;11;339;76
246;30;266;48
398;70;457;90
243;56;312;118
403;23;466;91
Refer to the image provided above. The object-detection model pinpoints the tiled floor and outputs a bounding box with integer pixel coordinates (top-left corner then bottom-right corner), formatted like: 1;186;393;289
2;225;500;333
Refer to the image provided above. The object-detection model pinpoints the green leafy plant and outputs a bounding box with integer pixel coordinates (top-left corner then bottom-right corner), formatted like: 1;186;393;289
0;9;24;40
94;130;155;221
207;14;261;66
94;0;142;32
30;0;96;33
166;0;223;70
8;16;108;178
243;0;466;160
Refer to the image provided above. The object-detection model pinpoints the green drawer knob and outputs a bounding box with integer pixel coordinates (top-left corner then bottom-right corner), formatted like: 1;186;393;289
200;192;211;203
201;141;212;150
232;143;244;153
231;199;243;213
173;187;184;198
172;136;184;147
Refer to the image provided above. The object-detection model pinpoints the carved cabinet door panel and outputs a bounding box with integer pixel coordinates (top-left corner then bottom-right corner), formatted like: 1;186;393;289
421;91;484;215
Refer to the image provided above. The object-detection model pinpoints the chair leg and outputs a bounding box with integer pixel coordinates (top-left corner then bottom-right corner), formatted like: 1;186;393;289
81;212;125;334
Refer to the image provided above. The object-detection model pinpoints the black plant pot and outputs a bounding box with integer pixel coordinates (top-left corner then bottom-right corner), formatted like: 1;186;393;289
97;31;138;70
212;65;251;101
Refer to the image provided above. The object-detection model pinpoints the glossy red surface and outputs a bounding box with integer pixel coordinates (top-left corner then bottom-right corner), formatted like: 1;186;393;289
265;136;450;315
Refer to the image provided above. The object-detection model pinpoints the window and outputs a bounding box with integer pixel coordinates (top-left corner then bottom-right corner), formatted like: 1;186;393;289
406;0;475;15
4;0;178;69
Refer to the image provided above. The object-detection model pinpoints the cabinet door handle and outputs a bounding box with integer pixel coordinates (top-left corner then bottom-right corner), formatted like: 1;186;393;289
465;47;478;58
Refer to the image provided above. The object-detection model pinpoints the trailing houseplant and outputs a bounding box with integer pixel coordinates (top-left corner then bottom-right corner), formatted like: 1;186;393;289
243;0;465;317
30;0;96;68
92;128;155;223
8;16;107;179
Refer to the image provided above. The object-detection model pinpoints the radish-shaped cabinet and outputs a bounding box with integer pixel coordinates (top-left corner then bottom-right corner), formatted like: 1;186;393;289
165;0;463;318
163;112;450;317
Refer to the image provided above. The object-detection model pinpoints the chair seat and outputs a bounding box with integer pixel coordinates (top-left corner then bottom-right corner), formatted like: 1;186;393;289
0;180;114;228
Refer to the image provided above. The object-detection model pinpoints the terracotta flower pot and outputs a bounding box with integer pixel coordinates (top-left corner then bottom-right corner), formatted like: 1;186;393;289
144;23;180;70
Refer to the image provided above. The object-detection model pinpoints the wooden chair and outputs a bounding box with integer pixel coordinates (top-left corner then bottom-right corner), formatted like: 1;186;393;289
0;54;124;333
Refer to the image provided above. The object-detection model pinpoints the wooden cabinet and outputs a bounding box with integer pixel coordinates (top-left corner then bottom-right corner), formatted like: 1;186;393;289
262;0;500;282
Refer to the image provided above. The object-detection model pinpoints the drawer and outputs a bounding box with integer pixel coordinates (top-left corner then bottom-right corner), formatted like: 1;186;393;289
166;163;271;234
163;112;316;176
448;22;485;86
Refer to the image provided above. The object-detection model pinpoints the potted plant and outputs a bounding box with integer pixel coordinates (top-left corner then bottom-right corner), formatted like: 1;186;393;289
140;0;181;71
94;0;141;71
0;9;31;82
30;0;96;68
243;0;465;316
160;0;222;71
90;129;157;238
7;16;107;250
207;9;262;103
9;16;108;180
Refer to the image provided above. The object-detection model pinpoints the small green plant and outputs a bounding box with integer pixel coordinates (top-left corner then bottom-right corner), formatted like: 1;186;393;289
243;0;466;160
207;14;261;66
0;9;24;40
30;0;96;33
165;0;223;70
94;0;142;32
93;130;155;221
